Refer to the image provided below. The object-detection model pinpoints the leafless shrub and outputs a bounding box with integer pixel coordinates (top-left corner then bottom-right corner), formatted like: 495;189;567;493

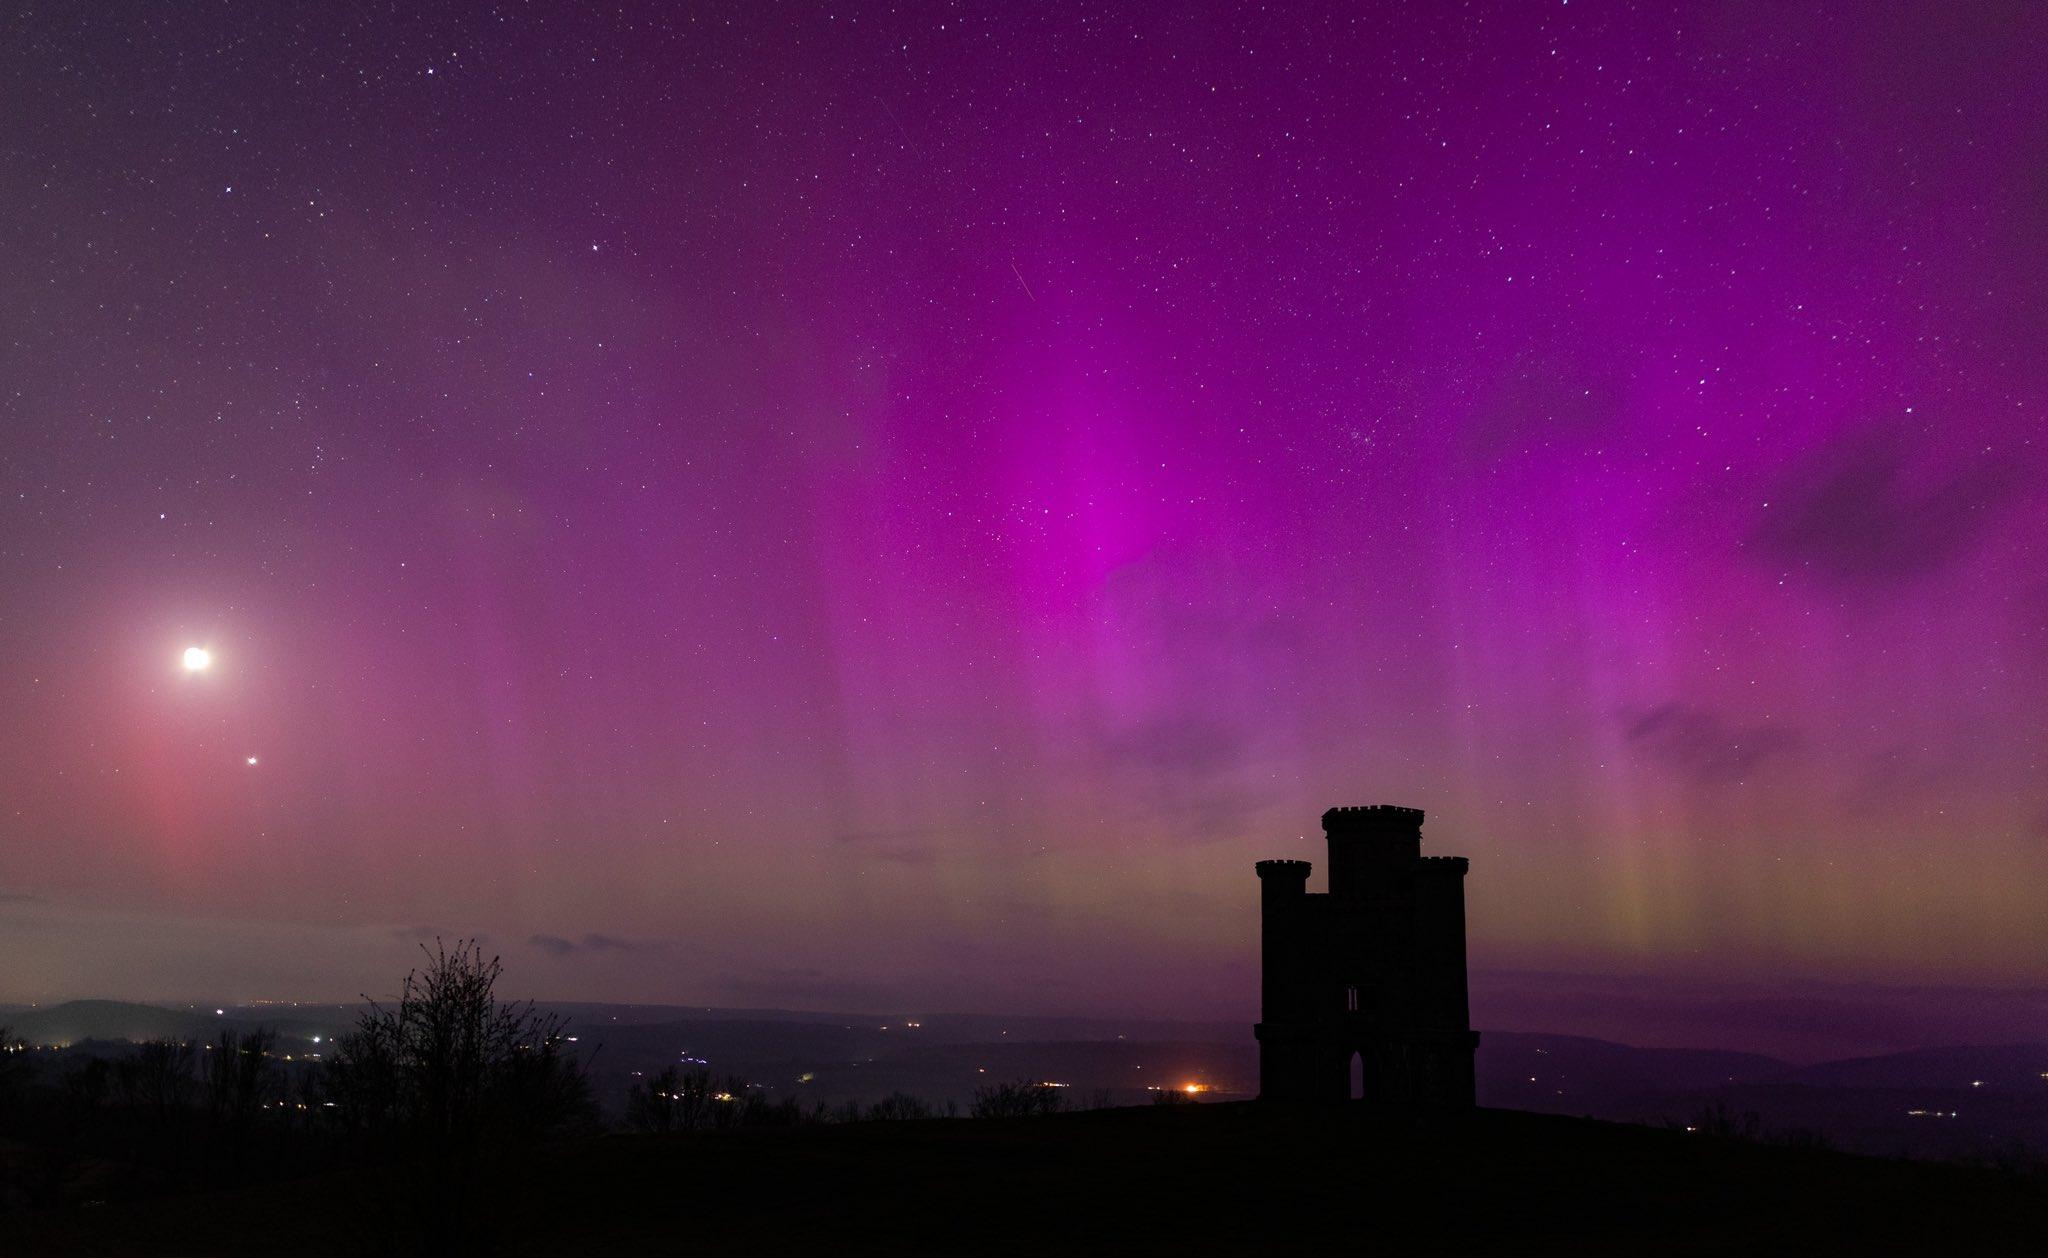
971;1079;1066;1119
623;1065;744;1132
1679;1101;1762;1142
864;1092;935;1122
624;1065;686;1133
626;1061;852;1134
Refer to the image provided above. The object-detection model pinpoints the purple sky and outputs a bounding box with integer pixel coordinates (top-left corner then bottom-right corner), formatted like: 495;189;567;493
2;2;2043;1053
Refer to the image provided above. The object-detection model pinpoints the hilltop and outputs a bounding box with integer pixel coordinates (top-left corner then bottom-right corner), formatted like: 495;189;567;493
16;1102;2044;1255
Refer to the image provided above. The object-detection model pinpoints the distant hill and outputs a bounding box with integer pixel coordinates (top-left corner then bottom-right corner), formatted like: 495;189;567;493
3;1001;360;1050
11;1000;2044;1163
1776;1043;2048;1090
4;1001;236;1047
1482;1033;2048;1161
15;1104;2045;1255
1479;1030;1789;1112
536;1002;1248;1044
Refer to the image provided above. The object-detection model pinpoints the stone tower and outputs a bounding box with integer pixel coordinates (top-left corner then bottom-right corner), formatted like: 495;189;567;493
1254;805;1478;1106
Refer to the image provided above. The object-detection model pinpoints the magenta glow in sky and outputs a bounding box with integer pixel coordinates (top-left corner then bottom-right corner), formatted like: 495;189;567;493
1;2;2043;1039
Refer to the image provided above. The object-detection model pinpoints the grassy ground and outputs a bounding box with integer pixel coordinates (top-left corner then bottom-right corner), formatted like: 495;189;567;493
14;1103;2046;1255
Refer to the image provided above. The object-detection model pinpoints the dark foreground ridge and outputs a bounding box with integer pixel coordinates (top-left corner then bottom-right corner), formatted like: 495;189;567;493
18;1103;2045;1256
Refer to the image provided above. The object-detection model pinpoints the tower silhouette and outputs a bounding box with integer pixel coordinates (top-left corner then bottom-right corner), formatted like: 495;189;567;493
1254;805;1478;1106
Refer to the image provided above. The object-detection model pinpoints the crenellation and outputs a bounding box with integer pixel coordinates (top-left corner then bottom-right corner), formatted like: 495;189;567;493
1321;804;1425;827
1255;859;1313;875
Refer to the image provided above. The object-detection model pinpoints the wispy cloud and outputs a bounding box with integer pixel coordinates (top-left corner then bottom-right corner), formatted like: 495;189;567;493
526;932;657;957
1624;702;1800;784
1748;426;2029;586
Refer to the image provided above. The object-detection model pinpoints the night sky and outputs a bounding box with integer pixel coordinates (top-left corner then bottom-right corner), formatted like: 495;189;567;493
3;2;2043;1052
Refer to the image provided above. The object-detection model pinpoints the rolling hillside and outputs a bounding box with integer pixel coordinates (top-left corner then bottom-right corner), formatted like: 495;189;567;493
14;1103;2045;1255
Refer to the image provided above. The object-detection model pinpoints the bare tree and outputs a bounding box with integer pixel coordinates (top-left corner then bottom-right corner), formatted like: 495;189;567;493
202;1028;277;1185
118;1039;198;1127
971;1079;1067;1119
325;939;593;1254
32;1056;111;1206
115;1039;198;1182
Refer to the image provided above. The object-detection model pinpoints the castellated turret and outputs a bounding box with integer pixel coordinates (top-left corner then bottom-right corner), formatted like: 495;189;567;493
1254;805;1478;1107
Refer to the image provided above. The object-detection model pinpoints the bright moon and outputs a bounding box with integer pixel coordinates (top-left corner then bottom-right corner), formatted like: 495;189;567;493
182;646;212;671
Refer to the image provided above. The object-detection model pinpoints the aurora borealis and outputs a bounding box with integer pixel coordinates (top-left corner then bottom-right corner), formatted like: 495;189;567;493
1;2;2042;1055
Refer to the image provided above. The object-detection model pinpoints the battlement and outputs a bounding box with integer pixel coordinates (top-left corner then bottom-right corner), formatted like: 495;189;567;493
1322;804;1425;831
1255;859;1312;877
1417;856;1470;875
